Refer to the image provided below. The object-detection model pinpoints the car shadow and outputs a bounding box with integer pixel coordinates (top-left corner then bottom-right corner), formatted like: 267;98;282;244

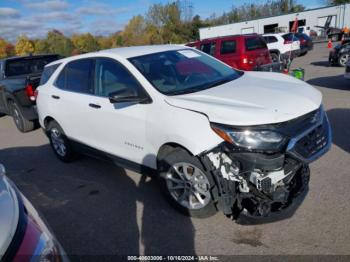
326;108;350;154
310;61;331;67
307;74;349;90
0;145;196;260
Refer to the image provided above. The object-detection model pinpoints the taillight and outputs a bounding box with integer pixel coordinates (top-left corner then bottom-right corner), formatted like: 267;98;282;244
284;40;292;44
241;54;248;64
300;38;306;44
34;89;39;99
25;84;36;101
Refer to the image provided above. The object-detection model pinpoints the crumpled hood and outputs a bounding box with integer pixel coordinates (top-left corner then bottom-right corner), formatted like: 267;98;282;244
0;175;19;258
165;71;322;126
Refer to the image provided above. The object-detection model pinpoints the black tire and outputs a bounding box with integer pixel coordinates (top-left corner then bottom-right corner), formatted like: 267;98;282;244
270;53;280;63
47;120;76;162
338;54;349;67
157;148;218;218
8;100;34;133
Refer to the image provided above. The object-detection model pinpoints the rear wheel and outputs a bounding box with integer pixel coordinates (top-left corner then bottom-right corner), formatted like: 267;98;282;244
47;120;76;162
338;54;349;67
270;53;280;63
158;148;217;218
8;101;34;132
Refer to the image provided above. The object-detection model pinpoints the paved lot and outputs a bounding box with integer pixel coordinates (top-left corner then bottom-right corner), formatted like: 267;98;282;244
0;43;349;259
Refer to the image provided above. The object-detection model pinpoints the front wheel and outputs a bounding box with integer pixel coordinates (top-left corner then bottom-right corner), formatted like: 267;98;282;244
338;54;349;67
158;148;218;218
47;120;76;162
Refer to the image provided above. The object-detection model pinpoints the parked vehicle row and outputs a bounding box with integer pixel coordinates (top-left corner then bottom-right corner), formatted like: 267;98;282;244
34;45;331;219
186;34;272;71
0;54;61;132
0;164;66;261
186;32;313;72
262;33;300;62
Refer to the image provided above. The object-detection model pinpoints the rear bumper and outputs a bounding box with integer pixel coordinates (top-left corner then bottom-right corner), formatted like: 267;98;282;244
20;105;37;121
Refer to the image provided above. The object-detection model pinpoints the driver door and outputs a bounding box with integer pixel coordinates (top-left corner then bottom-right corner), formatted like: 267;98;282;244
87;57;150;165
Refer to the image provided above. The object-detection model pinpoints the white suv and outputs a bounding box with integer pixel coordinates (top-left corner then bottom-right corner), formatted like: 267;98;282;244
37;45;331;219
263;33;301;62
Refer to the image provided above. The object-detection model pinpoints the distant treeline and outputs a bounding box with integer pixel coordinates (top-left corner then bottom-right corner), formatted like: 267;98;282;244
0;0;343;58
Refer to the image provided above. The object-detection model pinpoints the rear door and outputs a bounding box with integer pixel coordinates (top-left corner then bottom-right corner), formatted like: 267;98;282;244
49;58;96;144
244;36;271;69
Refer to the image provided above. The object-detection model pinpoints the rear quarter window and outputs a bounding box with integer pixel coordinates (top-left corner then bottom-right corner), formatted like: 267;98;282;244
40;63;61;85
220;40;236;54
200;42;216;56
245;37;267;51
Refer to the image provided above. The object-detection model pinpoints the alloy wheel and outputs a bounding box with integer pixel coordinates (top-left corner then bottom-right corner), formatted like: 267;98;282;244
165;162;211;210
340;54;349;67
50;128;66;157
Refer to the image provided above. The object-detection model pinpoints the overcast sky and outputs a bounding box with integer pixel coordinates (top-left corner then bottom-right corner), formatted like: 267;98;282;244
0;0;323;42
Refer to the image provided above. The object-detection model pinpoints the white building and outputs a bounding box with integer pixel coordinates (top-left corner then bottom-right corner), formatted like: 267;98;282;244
199;4;350;39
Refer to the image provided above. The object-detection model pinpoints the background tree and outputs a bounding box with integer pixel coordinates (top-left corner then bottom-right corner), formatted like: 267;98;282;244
326;0;350;4
0;38;15;58
15;35;35;56
46;30;74;56
71;33;100;53
122;15;149;46
34;39;49;54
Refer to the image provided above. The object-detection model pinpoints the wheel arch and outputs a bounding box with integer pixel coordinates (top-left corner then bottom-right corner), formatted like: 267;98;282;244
269;49;280;55
156;142;195;169
43;116;56;129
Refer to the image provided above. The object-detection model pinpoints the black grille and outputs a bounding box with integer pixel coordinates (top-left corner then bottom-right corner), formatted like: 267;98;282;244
293;121;328;159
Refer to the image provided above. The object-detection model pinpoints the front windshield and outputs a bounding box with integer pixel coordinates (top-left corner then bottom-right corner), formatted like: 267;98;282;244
128;49;242;95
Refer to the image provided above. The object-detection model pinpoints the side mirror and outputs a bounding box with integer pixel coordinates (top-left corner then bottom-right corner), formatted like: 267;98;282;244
108;88;150;104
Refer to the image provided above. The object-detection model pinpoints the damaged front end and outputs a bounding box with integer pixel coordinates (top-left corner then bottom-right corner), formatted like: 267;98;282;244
200;106;332;220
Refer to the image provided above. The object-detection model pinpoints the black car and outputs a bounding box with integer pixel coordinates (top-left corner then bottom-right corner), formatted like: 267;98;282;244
294;33;313;55
0;54;60;132
329;41;350;67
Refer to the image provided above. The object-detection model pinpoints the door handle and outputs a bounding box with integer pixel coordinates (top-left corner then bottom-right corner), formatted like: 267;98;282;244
89;103;101;109
51;95;60;99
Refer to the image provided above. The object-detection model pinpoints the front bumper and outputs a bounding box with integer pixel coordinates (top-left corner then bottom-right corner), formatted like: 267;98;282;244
201;108;331;220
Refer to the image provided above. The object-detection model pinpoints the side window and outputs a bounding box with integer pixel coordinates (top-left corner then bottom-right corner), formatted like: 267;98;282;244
263;37;269;43
55;59;93;94
200;42;216;56
220;40;236;54
40;63;61;85
94;58;142;97
269;36;278;43
245;37;267;51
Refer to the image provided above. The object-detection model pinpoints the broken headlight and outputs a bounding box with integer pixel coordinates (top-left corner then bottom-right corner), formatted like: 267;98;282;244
211;124;286;151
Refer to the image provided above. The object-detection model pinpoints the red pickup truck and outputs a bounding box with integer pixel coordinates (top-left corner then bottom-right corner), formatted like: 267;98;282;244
186;34;272;71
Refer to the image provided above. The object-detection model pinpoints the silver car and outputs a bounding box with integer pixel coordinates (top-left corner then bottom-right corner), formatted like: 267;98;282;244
0;164;67;261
